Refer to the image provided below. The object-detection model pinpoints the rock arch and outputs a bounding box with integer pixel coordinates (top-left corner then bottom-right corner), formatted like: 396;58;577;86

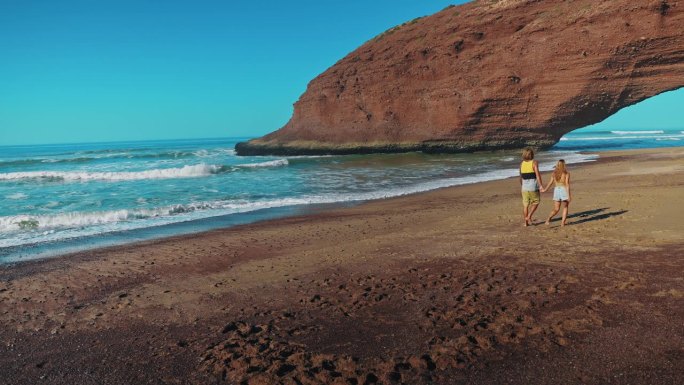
236;0;684;155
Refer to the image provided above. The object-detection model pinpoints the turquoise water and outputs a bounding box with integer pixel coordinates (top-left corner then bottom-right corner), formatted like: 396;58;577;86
1;129;680;262
554;129;684;151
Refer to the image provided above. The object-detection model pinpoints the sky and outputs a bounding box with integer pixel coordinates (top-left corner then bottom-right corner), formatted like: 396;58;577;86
579;88;684;132
0;0;682;145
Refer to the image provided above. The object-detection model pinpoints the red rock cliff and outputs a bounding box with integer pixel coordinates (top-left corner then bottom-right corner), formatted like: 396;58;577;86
236;0;684;155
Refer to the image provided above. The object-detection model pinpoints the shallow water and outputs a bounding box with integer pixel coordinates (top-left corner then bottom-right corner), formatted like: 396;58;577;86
4;128;678;262
554;129;684;151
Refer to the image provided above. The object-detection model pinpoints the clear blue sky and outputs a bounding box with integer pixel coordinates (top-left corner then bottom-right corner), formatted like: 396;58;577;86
0;1;681;145
579;88;683;132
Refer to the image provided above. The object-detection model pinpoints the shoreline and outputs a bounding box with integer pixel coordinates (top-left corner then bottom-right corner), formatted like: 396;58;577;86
1;147;683;385
1;147;598;265
0;202;358;265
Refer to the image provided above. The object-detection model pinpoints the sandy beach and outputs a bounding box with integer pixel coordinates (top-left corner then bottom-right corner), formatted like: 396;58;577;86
1;147;682;385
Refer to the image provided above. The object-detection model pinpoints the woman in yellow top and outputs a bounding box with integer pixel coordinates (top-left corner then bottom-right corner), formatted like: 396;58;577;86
519;148;543;227
541;159;571;226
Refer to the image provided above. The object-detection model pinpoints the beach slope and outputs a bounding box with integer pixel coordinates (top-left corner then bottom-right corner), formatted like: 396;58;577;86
1;147;683;384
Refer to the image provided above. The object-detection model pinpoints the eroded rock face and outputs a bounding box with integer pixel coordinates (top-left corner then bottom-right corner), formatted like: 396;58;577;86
236;0;684;155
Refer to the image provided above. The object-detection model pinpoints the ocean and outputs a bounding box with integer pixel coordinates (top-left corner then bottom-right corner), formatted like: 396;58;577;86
1;129;681;262
553;129;684;151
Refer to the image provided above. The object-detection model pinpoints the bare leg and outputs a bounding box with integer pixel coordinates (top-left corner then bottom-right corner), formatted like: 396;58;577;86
561;201;569;226
523;203;530;227
546;201;561;225
527;203;539;224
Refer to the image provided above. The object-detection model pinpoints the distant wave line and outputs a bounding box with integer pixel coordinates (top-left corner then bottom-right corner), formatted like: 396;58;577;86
236;159;289;168
611;130;664;135
560;134;684;141
0;149;238;168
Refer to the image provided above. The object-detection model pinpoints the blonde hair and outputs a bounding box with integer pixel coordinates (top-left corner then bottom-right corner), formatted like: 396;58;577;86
522;148;534;161
553;159;567;181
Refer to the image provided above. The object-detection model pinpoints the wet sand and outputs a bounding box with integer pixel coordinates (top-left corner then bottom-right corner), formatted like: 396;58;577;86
1;147;682;385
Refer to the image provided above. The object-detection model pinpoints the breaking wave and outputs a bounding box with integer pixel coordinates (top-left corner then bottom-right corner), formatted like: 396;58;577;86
0;159;289;182
0;152;596;242
0;164;225;182
0;202;233;232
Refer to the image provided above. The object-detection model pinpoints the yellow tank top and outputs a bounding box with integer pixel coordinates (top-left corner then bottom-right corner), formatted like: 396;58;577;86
520;160;534;173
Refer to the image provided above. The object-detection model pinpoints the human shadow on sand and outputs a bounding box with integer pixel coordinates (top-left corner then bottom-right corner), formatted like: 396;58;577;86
546;207;628;225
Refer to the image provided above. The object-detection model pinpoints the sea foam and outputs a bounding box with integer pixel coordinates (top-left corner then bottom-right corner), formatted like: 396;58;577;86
0;151;596;249
611;130;664;135
236;159;289;168
561;134;684;141
0;148;238;168
0;164;224;182
0;158;289;183
5;192;28;200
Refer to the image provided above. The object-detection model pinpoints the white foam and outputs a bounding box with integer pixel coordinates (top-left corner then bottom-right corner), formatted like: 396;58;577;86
562;134;684;141
561;136;623;141
6;192;27;200
0;151;598;249
0;157;290;183
0;210;141;232
611;130;664;135
538;151;597;170
285;155;333;159
0;200;288;234
236;159;289;168
0;163;223;182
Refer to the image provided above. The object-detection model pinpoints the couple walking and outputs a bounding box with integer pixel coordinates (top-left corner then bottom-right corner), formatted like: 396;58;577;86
519;148;571;227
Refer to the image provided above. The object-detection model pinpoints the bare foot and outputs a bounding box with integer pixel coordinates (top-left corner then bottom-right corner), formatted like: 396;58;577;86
545;220;550;226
